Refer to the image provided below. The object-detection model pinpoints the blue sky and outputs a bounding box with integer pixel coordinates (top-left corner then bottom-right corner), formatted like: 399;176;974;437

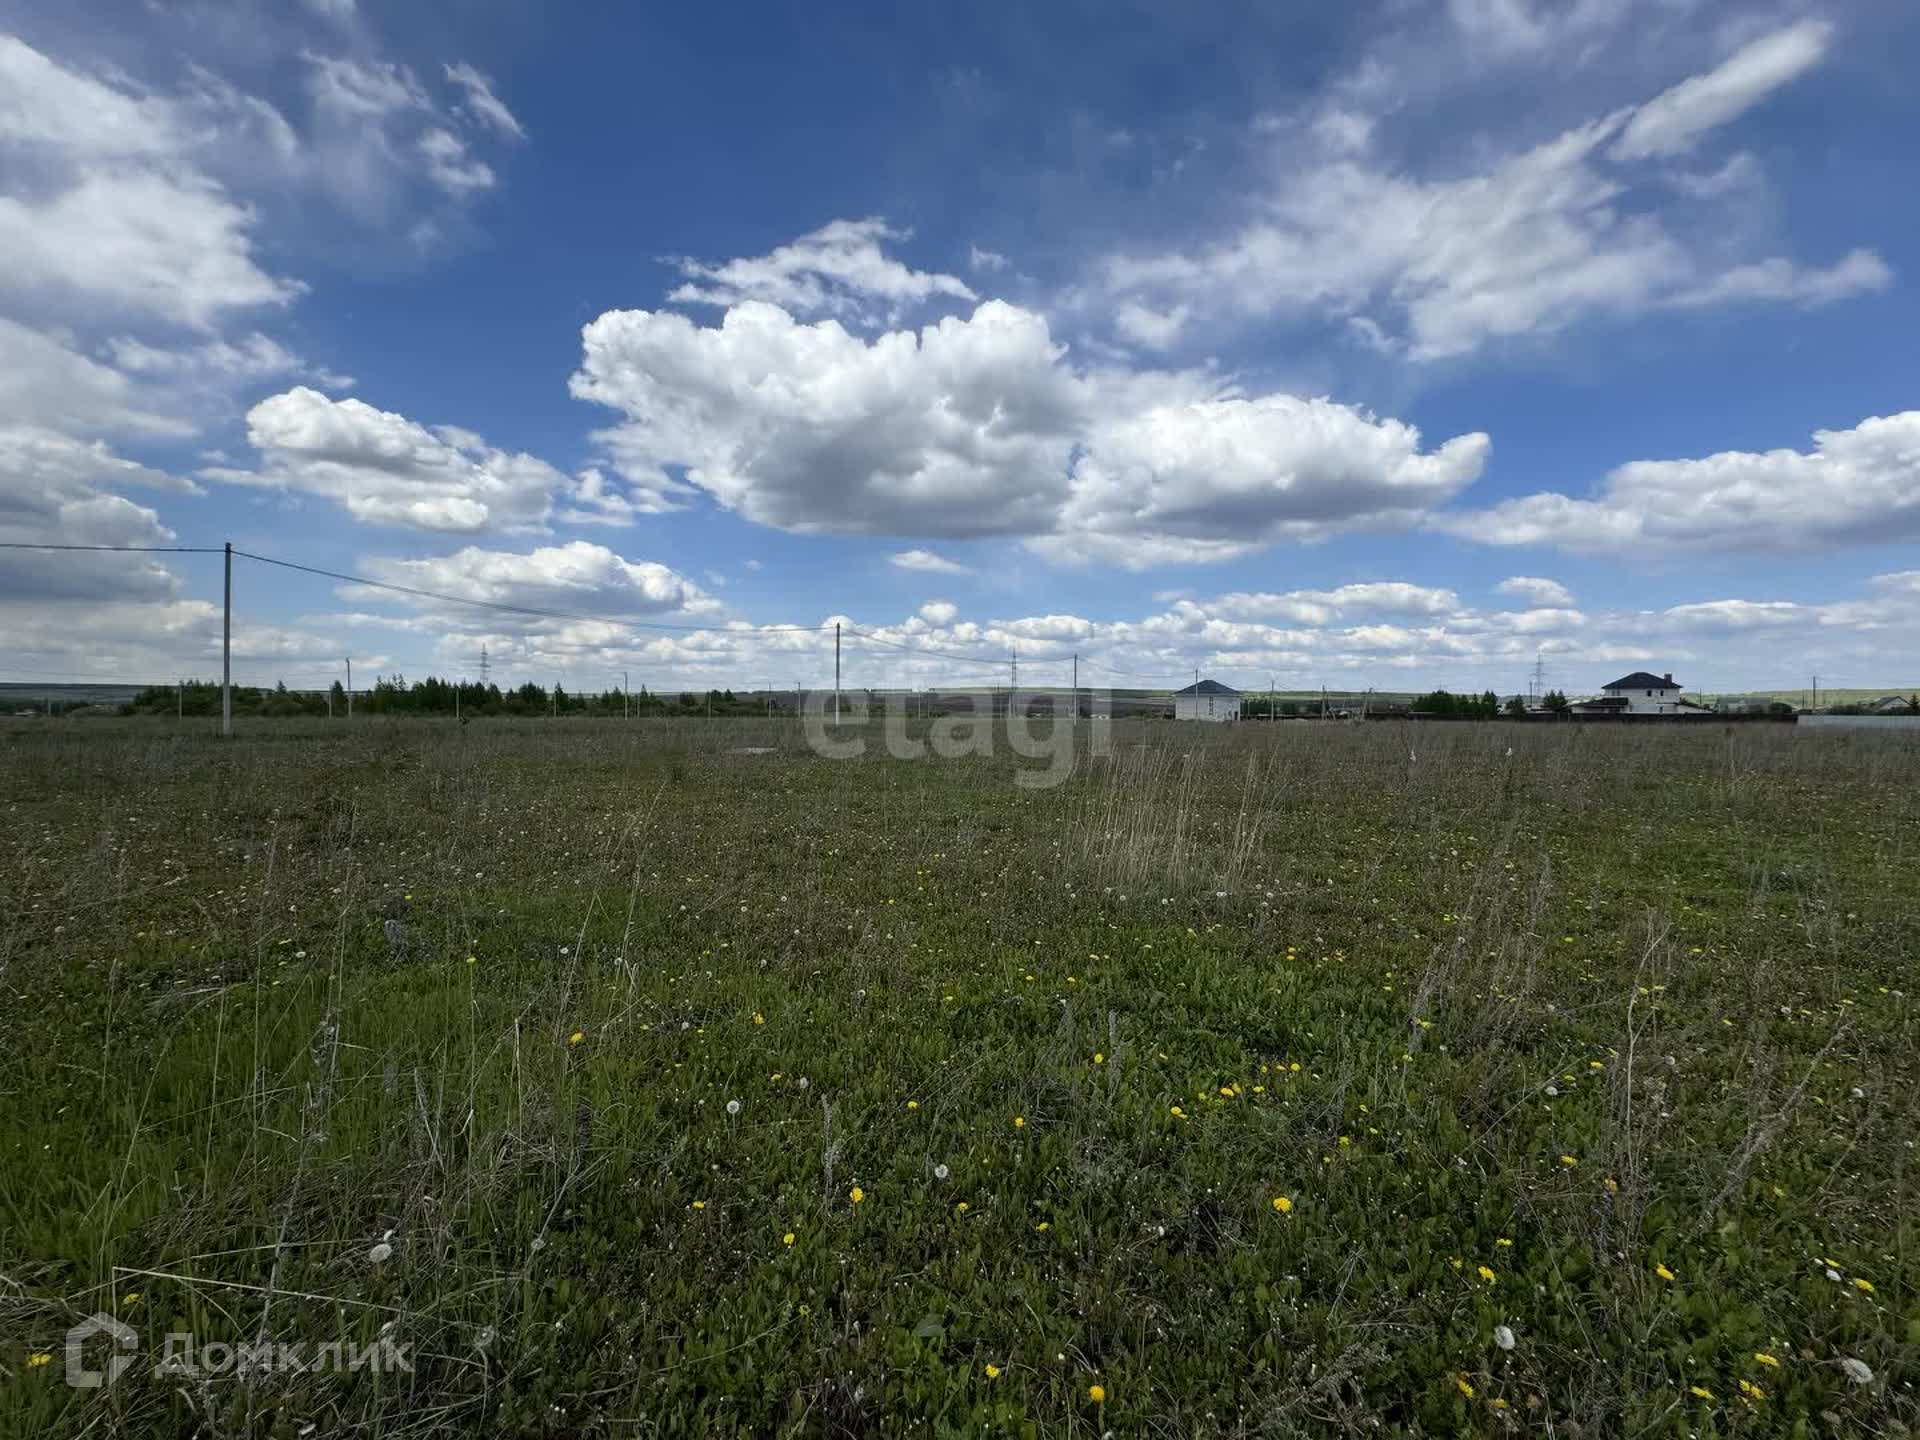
3;0;1917;696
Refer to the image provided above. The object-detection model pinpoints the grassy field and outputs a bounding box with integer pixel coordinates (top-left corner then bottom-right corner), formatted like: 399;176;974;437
2;716;1916;1437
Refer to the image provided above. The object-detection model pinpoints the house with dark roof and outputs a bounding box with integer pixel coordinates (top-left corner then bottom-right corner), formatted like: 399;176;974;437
1597;670;1699;715
1172;678;1241;723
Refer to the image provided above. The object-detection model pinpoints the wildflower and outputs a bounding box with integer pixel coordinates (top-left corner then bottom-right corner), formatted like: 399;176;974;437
1013;1116;1025;1129
955;1201;970;1214
726;1099;742;1116
368;1241;394;1265
984;1363;1002;1378
1094;1052;1105;1064
567;1030;584;1046
1559;1154;1578;1166
1739;1379;1766;1400
1754;1352;1779;1368
1656;1263;1676;1281
1272;1195;1293;1214
849;1186;865;1205
1035;1221;1050;1232
933;1164;949;1180
753;1013;765;1025
1493;1325;1515;1351
1495;1237;1512;1247
1088;1383;1106;1403
1478;1265;1497;1284
1455;1375;1475;1398
122;1292;142;1305
1839;1357;1873;1385
1689;1385;1714;1400
465;955;477;965
782;1232;795;1246
1853;1277;1876;1294
1169;1105;1185;1118
906;1099;919;1110
27;1352;51;1368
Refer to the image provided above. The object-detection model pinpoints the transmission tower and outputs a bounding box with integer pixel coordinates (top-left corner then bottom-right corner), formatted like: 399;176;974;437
479;644;491;687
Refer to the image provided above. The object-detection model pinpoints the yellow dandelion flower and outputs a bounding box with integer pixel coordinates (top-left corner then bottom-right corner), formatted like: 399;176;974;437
567;1030;584;1046
984;1363;1002;1378
27;1352;52;1368
1094;1052;1105;1064
753;1013;765;1025
1169;1105;1185;1118
1088;1383;1106;1403
849;1186;865;1205
1754;1352;1779;1368
1854;1277;1875;1293
1490;1398;1508;1411
782;1231;796;1246
1689;1385;1714;1400
906;1099;918;1110
1013;1116;1025;1128
1478;1265;1497;1284
955;1201;970;1213
1455;1375;1475;1398
1559;1154;1578;1166
691;1200;706;1210
1656;1263;1676;1281
1495;1237;1512;1247
1272;1195;1293;1213
1739;1379;1766;1400
122;1291;142;1304
1035;1221;1050;1232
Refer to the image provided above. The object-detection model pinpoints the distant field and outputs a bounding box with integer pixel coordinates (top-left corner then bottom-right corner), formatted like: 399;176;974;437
3;718;1915;1436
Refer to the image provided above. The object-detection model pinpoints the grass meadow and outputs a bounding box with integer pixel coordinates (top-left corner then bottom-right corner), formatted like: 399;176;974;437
2;716;1916;1437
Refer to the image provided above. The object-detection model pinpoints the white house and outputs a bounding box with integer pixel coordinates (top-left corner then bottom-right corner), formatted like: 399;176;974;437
1173;679;1241;722
1599;670;1696;715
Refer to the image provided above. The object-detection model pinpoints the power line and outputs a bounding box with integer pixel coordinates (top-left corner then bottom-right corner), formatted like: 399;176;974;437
229;549;832;635
841;628;1007;667
0;542;223;554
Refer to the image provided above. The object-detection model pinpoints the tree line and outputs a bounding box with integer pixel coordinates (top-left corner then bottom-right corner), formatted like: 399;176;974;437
125;678;771;718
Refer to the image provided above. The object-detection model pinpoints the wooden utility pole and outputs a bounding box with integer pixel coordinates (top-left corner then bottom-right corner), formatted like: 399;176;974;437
220;541;233;738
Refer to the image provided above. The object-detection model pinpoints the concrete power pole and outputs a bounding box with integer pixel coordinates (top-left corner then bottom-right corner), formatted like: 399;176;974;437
834;623;842;725
220;541;233;738
345;657;353;719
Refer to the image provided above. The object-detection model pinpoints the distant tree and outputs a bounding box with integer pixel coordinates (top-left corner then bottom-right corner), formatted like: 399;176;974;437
1544;690;1571;714
1504;695;1528;718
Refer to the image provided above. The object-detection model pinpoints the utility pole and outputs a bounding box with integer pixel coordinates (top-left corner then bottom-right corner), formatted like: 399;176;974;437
1071;652;1078;727
220;541;233;738
345;657;353;718
834;622;842;725
623;669;630;720
1811;674;1819;711
178;679;184;721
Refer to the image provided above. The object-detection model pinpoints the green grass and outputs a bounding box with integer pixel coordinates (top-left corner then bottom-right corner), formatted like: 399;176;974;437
2;716;1916;1436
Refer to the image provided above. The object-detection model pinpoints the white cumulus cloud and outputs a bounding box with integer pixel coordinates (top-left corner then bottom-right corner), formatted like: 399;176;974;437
572;291;1489;564
1442;411;1920;553
667;218;975;324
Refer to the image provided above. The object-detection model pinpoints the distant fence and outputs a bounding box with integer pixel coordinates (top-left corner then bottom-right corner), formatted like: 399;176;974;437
1797;714;1920;732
